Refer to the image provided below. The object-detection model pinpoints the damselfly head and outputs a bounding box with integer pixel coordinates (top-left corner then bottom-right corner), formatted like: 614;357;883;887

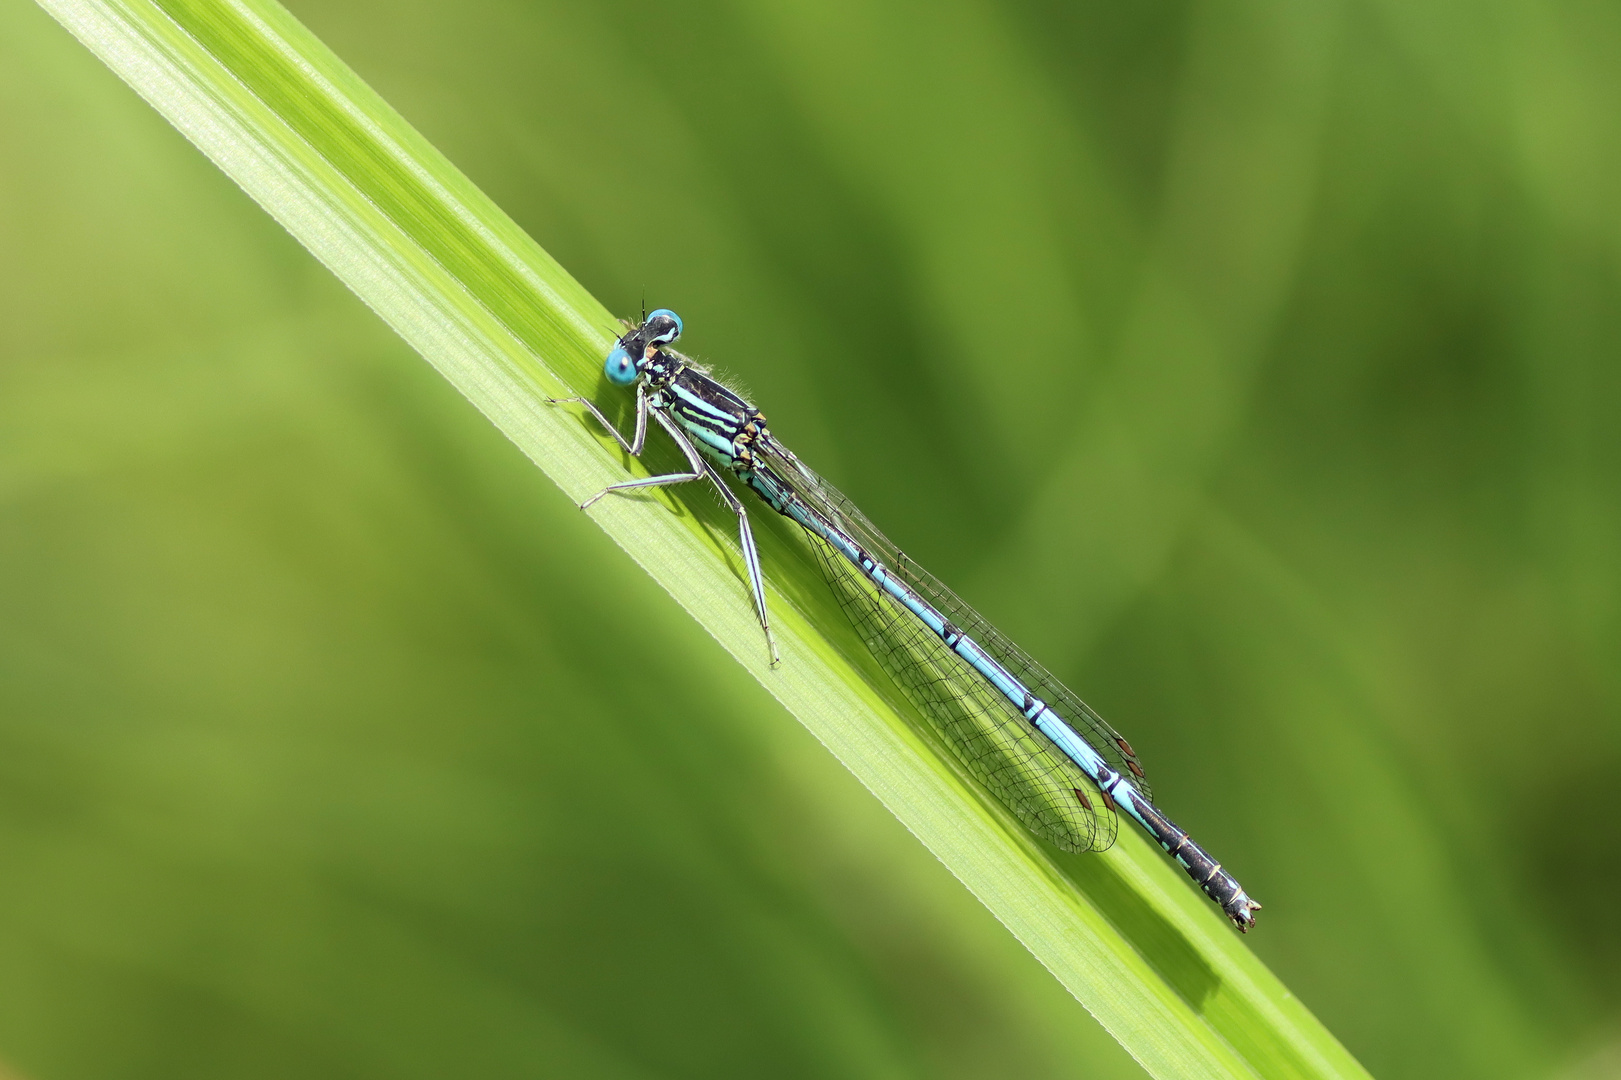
605;309;683;386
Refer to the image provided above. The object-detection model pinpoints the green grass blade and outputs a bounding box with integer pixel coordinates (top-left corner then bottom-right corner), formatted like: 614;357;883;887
36;0;1371;1075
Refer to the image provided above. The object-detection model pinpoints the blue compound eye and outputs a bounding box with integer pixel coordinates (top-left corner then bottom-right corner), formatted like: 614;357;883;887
604;344;639;386
646;308;683;345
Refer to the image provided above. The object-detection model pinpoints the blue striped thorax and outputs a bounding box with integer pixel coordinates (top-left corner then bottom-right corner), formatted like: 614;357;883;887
605;316;771;479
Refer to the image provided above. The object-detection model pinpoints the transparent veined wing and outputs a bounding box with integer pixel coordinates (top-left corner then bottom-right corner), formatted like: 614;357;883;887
808;532;1116;853
757;435;1149;796
754;436;1136;852
890;553;1153;802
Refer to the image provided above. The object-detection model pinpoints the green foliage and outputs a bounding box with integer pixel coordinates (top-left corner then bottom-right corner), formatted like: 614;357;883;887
4;0;1619;1077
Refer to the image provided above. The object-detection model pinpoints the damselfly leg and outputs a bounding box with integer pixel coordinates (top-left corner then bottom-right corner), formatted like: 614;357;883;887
548;387;780;666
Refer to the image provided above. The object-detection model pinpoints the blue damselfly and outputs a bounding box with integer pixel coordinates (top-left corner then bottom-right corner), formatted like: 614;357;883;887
551;310;1262;931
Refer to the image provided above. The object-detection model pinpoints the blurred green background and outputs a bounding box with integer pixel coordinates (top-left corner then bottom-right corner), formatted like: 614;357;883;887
3;0;1620;1076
